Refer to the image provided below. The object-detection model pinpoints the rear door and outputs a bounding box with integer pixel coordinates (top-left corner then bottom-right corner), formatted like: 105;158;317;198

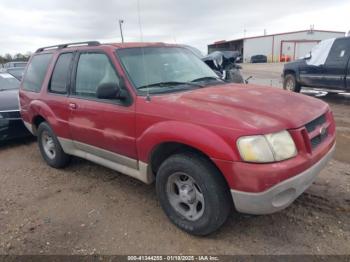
68;51;137;163
322;38;350;90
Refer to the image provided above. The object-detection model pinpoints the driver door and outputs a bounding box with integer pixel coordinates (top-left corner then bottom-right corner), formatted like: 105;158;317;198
68;51;137;161
322;38;349;90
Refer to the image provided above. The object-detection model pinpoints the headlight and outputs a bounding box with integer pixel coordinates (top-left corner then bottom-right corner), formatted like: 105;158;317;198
237;130;297;163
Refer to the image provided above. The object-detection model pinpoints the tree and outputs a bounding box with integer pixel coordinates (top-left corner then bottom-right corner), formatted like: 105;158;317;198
0;55;6;64
4;53;12;61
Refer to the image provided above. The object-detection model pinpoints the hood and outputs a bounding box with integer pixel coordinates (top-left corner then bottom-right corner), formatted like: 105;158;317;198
284;59;305;69
148;84;328;134
0;89;19;111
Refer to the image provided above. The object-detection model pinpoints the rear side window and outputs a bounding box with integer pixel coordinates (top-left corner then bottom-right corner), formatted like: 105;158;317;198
74;53;119;98
49;53;74;94
22;54;53;92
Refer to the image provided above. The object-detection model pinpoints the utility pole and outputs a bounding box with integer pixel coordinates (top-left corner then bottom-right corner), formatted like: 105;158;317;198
119;19;124;43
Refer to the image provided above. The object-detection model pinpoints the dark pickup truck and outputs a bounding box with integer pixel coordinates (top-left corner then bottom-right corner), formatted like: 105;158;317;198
283;36;350;93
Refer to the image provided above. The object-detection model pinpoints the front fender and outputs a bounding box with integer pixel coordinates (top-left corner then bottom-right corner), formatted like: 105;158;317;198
137;121;238;163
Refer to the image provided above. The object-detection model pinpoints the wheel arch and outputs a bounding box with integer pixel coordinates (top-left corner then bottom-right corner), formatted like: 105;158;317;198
284;69;301;83
149;142;216;175
137;121;238;163
137;121;239;187
284;69;296;77
31;115;47;135
27;100;65;137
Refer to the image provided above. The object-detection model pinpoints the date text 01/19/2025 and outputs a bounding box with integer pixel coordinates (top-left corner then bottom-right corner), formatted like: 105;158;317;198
127;255;219;261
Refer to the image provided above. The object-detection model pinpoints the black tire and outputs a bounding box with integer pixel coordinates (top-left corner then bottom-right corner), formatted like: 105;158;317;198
37;122;70;168
283;74;301;93
156;152;232;236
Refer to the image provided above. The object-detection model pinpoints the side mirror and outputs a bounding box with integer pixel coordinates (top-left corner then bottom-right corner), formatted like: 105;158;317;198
304;52;312;60
96;82;126;99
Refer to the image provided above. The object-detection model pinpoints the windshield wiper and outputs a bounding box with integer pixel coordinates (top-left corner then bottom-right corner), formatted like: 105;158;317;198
191;76;221;82
138;81;203;90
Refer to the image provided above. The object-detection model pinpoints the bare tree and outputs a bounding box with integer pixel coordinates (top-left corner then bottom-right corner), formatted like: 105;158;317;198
4;53;12;61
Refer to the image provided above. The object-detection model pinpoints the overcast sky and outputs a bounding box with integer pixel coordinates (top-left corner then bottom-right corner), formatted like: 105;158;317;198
0;0;349;55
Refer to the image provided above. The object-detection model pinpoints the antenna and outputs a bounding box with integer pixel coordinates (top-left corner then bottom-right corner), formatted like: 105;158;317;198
137;0;151;101
137;0;144;42
118;19;124;43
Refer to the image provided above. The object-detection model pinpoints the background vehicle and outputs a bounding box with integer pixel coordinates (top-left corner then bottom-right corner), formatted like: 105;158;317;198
0;72;31;141
20;41;335;236
250;54;267;63
1;67;25;81
202;51;244;83
283;36;350;92
3;61;27;69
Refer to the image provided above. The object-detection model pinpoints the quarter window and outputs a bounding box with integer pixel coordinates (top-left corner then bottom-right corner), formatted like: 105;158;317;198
74;53;119;98
22;54;53;92
49;53;73;94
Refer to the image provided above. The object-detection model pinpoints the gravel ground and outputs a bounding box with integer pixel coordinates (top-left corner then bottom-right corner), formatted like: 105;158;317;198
0;63;349;255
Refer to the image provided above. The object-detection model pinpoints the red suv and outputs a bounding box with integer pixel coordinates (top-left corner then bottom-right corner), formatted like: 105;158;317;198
19;41;336;235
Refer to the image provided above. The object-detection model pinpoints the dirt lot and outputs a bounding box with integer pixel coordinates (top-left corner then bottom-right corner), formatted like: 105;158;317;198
0;63;349;255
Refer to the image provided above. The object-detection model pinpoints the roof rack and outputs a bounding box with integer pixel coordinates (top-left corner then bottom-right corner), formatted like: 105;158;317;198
36;41;101;53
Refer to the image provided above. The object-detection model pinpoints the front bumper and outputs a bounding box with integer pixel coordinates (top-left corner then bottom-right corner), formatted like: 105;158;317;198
231;143;335;215
0;119;31;141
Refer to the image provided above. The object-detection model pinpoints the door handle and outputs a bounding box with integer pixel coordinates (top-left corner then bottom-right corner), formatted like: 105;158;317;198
69;103;77;110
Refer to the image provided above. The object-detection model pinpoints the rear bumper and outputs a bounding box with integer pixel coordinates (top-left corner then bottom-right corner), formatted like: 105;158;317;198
231;143;335;215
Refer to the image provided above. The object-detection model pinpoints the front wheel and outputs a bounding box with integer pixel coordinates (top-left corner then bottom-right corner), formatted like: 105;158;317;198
283;74;301;92
156;152;232;236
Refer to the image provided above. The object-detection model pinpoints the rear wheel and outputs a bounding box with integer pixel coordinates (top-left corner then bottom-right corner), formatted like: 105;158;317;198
156;152;232;236
37;122;70;168
283;74;301;92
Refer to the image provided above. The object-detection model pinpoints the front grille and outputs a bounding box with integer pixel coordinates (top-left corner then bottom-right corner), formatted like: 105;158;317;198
0;111;21;119
305;114;326;133
305;113;328;150
310;128;328;149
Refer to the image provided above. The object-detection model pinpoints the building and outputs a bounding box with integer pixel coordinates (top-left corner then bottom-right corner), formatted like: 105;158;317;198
208;29;345;63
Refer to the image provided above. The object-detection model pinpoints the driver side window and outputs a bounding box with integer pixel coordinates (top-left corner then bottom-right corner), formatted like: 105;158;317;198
325;38;350;67
74;53;120;98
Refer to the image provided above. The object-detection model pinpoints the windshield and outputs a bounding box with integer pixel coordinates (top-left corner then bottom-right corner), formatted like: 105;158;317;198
14;62;27;68
0;73;20;90
7;68;24;81
117;47;219;93
305;38;335;66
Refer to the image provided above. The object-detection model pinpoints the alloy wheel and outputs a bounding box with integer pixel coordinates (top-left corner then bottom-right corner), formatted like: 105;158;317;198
41;131;56;159
166;172;205;221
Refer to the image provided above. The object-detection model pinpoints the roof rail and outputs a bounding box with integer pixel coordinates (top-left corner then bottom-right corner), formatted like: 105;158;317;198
35;41;101;53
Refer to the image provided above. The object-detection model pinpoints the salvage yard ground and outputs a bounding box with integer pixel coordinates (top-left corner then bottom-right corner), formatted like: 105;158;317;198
0;63;349;255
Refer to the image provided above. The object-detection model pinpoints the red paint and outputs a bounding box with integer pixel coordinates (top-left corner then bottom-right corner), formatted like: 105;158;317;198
280;40;320;61
19;43;336;193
